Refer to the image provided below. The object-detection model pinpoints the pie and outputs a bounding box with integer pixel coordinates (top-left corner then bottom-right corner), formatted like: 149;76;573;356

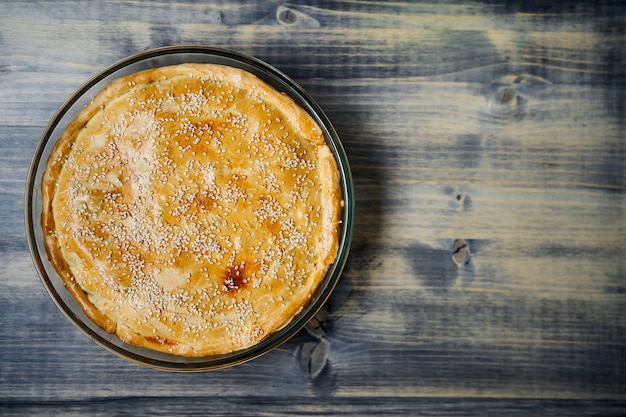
41;63;342;356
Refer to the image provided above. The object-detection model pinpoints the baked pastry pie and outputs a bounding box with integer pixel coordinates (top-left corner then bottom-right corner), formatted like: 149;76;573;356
41;63;342;356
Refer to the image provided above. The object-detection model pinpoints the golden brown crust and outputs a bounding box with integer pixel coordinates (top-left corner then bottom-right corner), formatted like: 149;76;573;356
41;63;342;356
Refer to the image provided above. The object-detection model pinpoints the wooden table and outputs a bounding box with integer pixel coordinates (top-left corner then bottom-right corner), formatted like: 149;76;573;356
1;1;625;415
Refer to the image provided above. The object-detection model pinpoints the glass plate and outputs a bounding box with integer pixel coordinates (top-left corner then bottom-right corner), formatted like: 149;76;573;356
24;45;354;371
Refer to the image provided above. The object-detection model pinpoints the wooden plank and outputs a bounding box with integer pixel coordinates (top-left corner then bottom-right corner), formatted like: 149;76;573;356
2;397;625;417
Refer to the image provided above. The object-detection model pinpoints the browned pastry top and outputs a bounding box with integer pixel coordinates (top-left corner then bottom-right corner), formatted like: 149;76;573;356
41;63;342;356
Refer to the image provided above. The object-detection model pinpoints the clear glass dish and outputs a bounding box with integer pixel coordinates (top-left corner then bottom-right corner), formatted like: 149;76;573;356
24;45;354;371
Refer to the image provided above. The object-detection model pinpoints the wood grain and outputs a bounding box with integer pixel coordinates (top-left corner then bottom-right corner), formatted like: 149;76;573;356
1;0;625;415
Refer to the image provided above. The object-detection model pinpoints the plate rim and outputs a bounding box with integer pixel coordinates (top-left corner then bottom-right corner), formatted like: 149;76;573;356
24;45;354;371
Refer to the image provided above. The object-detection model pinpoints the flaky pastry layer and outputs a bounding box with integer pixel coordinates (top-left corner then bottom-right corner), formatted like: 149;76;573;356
42;63;342;356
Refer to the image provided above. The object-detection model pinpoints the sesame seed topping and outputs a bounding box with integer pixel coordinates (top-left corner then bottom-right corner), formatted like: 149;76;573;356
47;63;338;356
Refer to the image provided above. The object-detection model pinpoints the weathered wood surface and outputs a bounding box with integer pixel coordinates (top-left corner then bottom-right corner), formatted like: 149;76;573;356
1;1;625;415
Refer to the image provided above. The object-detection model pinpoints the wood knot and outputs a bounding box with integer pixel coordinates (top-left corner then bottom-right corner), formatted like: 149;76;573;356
445;187;471;212
488;86;527;120
451;238;470;267
453;191;471;211
487;73;551;120
295;339;330;379
489;86;521;114
305;309;331;339
277;7;298;25
494;86;517;106
275;6;320;27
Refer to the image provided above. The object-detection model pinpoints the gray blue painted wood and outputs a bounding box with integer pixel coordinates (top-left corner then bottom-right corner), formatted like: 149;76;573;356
1;1;625;415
